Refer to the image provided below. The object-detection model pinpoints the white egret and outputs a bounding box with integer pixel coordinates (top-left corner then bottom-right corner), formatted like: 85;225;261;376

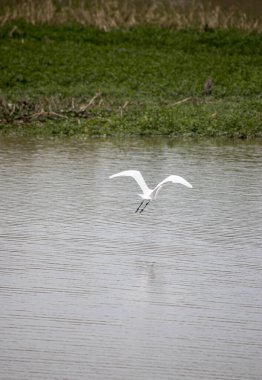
109;170;193;213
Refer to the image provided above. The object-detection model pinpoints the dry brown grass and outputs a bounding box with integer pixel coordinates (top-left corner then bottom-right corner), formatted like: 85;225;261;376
0;93;108;125
0;0;261;31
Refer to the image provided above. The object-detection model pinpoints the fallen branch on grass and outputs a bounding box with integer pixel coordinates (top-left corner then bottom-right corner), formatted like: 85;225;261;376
173;97;191;106
79;92;102;112
31;110;67;120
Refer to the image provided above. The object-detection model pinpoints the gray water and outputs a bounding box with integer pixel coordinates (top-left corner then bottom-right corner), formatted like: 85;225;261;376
0;137;261;380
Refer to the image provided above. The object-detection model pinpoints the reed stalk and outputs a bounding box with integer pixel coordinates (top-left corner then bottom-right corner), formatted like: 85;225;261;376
0;0;261;31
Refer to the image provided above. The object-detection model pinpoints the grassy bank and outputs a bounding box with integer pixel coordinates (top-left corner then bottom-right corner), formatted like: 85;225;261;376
0;23;262;138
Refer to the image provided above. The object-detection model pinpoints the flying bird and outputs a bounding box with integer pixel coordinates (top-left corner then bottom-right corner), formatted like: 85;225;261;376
109;170;192;213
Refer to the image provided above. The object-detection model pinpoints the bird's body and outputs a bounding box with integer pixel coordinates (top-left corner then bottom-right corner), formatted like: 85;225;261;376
109;170;192;213
204;76;213;96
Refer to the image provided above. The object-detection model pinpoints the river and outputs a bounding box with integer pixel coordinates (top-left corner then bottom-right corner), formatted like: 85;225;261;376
0;137;261;380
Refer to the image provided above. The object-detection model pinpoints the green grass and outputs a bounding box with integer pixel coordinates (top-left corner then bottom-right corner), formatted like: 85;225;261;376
0;23;262;138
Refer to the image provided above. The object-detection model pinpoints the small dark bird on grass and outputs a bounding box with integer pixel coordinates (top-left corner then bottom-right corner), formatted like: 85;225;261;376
204;77;213;95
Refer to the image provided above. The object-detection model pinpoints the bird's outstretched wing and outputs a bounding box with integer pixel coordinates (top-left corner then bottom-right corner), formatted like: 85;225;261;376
109;170;150;194
152;175;192;198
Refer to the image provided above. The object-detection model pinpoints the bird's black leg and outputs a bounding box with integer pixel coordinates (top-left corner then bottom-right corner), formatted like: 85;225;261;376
140;201;150;213
135;200;144;213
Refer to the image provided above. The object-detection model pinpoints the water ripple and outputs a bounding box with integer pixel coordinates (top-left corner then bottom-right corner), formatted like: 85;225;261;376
0;137;262;380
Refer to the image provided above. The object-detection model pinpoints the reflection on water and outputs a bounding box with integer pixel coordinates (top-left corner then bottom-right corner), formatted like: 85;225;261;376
0;137;262;380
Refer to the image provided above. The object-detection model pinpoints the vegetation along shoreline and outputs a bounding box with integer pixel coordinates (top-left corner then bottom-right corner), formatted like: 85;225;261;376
0;21;261;138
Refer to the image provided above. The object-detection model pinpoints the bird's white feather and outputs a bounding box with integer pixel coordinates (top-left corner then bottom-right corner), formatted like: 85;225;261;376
109;170;151;195
151;175;192;199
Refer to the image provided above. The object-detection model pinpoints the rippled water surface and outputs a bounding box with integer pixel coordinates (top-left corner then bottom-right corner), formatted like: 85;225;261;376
0;137;262;380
